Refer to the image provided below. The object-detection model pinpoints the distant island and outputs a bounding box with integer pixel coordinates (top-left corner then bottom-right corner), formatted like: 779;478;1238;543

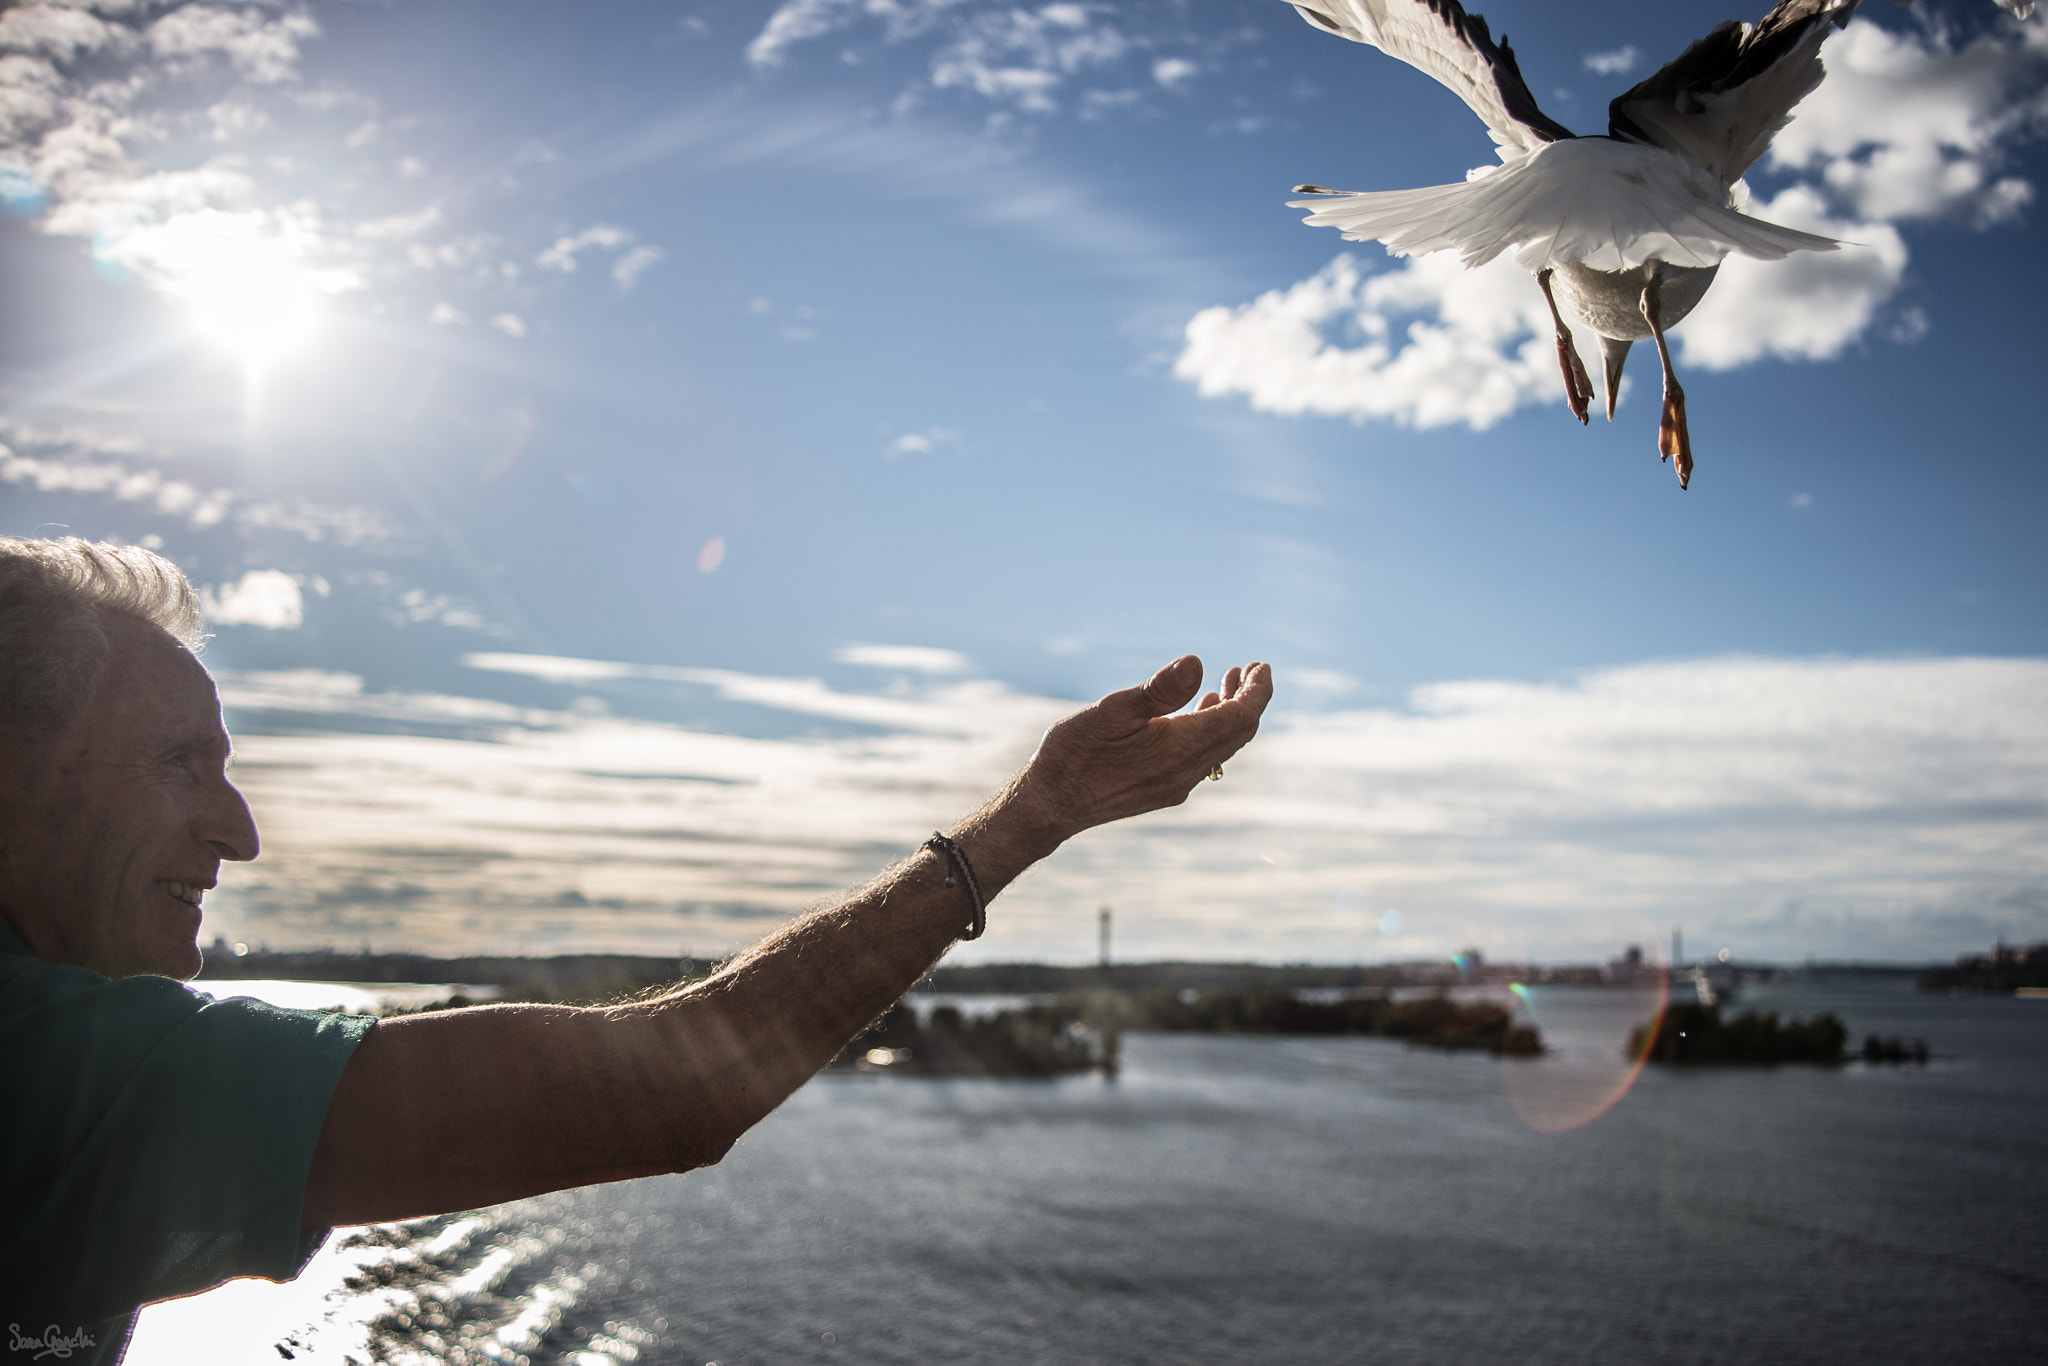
832;987;1542;1079
1629;1003;1848;1066
1628;1003;1930;1067
1916;940;2048;995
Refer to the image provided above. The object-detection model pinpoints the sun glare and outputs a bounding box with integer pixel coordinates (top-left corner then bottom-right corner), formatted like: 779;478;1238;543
120;208;355;374
185;256;322;369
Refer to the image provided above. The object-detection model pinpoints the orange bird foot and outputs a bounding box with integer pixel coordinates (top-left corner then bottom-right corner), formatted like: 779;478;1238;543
1659;382;1692;490
1556;330;1593;425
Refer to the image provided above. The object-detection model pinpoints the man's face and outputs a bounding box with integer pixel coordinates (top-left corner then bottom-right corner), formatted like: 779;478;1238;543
0;613;258;979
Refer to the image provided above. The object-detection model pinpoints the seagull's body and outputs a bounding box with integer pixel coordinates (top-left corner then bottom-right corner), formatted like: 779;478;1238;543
1285;0;1866;487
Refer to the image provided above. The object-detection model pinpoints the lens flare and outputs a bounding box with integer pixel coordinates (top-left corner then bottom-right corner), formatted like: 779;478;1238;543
1498;926;1670;1134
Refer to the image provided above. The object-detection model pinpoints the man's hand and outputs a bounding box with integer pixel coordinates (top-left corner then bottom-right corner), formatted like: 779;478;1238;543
1013;656;1272;843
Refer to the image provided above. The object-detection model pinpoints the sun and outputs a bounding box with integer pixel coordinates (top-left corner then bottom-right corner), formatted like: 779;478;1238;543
185;254;323;370
136;208;354;374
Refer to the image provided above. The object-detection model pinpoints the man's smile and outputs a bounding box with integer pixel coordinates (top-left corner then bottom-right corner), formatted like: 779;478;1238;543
157;879;208;907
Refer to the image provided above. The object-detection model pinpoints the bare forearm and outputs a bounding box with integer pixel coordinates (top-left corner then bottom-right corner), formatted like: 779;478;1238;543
304;781;1066;1225
627;774;1066;1163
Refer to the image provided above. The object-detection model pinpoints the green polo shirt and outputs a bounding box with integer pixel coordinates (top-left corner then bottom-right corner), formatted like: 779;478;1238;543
0;920;374;1365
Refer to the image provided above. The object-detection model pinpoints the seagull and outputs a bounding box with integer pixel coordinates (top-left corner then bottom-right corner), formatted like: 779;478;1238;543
1283;0;1866;488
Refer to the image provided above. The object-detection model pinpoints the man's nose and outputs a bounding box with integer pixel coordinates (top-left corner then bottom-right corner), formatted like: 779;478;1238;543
203;778;261;862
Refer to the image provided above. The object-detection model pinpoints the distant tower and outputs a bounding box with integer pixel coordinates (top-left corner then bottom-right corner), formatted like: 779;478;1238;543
1099;905;1113;969
1673;926;1683;968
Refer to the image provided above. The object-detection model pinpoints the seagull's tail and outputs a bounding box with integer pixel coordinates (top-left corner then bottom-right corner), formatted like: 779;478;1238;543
1290;139;1843;273
1288;181;1513;266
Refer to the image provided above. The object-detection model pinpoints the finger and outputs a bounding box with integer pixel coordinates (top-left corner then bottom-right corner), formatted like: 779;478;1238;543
1196;690;1222;711
1221;665;1243;700
1109;655;1203;721
1233;662;1273;717
1160;662;1273;758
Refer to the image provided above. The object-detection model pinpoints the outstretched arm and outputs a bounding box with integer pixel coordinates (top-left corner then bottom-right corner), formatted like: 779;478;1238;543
301;656;1272;1227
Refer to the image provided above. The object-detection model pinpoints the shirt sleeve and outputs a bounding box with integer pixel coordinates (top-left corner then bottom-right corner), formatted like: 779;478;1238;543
0;958;374;1329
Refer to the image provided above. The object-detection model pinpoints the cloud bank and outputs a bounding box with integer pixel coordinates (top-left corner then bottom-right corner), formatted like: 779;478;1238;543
205;650;2048;965
0;425;394;546
1178;13;2048;429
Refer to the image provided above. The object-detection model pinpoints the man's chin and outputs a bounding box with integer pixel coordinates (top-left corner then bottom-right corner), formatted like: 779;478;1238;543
159;938;204;982
112;917;204;981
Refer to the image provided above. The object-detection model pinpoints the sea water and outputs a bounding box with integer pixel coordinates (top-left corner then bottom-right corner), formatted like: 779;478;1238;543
126;983;2047;1364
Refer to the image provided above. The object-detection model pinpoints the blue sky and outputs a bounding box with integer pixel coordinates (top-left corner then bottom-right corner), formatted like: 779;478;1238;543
3;0;2045;965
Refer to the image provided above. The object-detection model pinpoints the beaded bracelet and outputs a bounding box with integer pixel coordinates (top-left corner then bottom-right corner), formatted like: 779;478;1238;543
922;831;986;941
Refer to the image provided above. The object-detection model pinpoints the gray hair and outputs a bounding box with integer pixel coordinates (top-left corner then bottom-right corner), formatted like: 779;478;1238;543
0;537;204;737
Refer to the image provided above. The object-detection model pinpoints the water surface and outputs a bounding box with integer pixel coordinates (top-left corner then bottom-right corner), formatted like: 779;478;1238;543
129;984;2047;1364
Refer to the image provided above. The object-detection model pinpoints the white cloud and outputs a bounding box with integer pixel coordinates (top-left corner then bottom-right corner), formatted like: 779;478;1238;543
491;312;527;338
1181;15;2048;429
836;643;973;674
610;242;663;290
0;4;134;64
463;651;1020;735
429;301;467;326
1174;253;1559;430
203;569;304;630
930;4;1124;113
147;4;320;85
1765;16;2048;227
535;223;632;272
883;426;961;456
1583;45;1639;77
750;0;1146;116
1152;56;1197;89
746;0;868;68
199;653;2048;962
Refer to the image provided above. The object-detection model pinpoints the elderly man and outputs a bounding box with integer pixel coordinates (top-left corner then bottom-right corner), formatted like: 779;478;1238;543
0;536;1272;1363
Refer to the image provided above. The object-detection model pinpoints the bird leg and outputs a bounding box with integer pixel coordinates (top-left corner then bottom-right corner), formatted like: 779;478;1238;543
1639;277;1693;490
1537;268;1594;425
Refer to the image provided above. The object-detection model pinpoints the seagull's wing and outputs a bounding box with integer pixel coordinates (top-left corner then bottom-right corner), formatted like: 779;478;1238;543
1995;1;2035;20
1287;0;1575;157
1607;0;1861;186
